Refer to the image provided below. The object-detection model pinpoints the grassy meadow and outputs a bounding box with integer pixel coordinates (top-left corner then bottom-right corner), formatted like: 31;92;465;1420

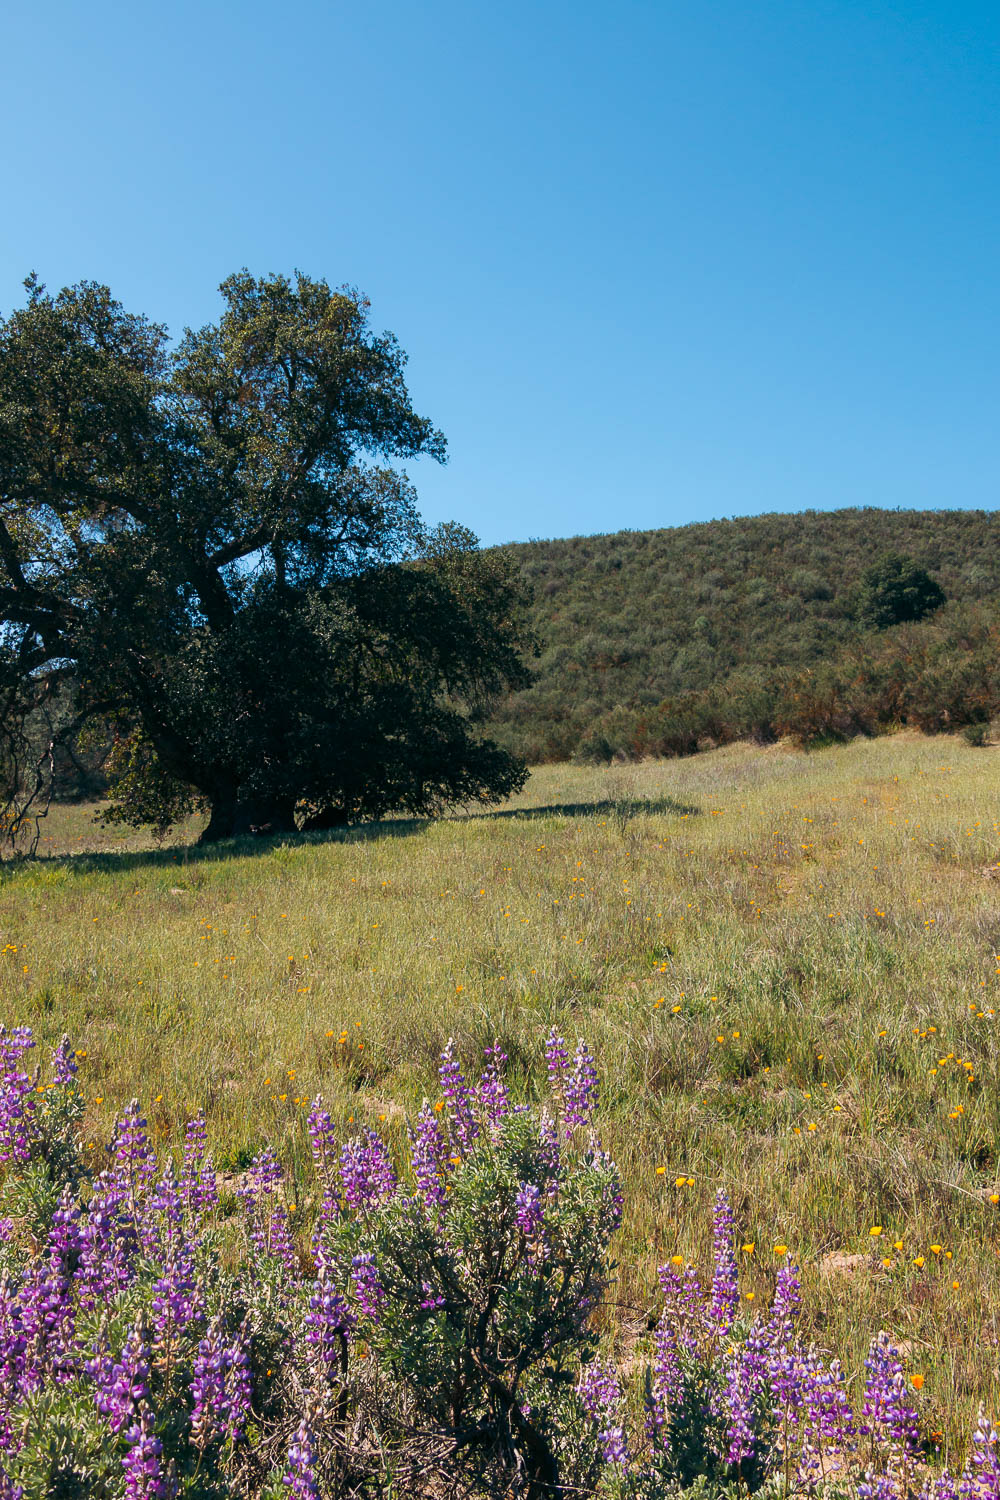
2;733;1000;1454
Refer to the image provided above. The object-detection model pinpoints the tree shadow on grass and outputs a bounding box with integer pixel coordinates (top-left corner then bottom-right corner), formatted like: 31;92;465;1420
3;816;431;881
3;796;699;881
455;795;701;823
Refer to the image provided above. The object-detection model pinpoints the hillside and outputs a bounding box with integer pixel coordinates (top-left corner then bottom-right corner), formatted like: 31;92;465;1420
486;507;1000;760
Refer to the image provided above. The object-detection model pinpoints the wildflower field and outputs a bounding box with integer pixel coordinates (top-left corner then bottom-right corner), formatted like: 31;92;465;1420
1;733;999;1493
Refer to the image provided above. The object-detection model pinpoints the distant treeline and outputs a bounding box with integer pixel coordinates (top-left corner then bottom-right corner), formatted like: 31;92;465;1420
486;507;1000;760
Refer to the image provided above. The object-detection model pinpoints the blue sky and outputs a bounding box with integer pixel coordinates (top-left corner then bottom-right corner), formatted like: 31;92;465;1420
2;1;998;546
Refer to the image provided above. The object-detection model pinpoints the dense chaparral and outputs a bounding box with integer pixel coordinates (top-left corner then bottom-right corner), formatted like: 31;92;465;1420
0;1024;995;1498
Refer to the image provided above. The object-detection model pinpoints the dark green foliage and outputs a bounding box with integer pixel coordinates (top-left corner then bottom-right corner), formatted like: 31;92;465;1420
853;551;946;629
962;720;991;747
0;273;530;847
484;510;1000;761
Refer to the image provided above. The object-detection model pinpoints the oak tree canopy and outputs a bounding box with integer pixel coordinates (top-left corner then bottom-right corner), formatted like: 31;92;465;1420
0;271;531;847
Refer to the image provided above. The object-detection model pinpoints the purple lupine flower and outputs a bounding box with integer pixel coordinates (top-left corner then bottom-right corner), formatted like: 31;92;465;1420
537;1109;561;1178
769;1262;802;1349
189;1317;227;1450
77;1170;138;1304
579;1366;614;1418
113;1102;158;1188
250;1145;284;1194
409;1101;448;1209
0;1465;22;1500
36;1186;81;1378
968;1407;1000;1497
151;1236;200;1350
112;1102;157;1235
726;1317;770;1468
240;1149;298;1271
89;1318;150;1433
587;1138;624;1233
721;1347;758;1468
0;1278;26;1399
190;1315;252;1448
708;1189;739;1336
769;1342;809;1454
284;1417;320;1498
122;1404;166;1499
146;1161;184;1256
545;1028;569;1102
657;1260;707;1357
564;1039;598;1134
0;1025;34;1071
862;1331;920;1463
858;1475;896;1500
605;1177;624;1232
0;1276;17;1442
419;1281;445;1311
439;1038;478;1153
305;1272;354;1374
477;1041;509;1131
798;1350;854;1480
180;1114;217;1223
19;1262;70;1390
306;1097;339;1221
49;1183;83;1262
648;1316;684;1434
19;1191;81;1388
577;1361;629;1467
515;1182;543;1237
51;1035;78;1087
0;1024;37;1165
266;1211;298;1274
307;1096;336;1175
307;1099;342;1268
223;1332;252;1443
919;1474;959;1500
350;1253;386;1319
339;1131;397;1211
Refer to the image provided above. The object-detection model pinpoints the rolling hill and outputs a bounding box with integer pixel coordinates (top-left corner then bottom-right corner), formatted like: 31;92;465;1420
485;507;1000;760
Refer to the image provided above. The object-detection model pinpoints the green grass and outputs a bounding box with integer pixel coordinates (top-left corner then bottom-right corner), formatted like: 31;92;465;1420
3;734;1000;1452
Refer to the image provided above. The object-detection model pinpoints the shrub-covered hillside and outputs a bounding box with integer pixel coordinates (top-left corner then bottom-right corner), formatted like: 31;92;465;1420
487;507;1000;760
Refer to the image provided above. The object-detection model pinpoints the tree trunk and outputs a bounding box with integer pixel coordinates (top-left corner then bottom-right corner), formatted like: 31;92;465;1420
200;792;299;843
199;786;238;843
299;804;349;832
231;796;298;838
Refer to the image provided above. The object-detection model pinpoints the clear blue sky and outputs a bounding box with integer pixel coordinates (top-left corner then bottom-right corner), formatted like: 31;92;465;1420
3;1;998;546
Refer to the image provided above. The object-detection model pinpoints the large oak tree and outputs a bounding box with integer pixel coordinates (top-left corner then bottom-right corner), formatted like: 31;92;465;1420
0;272;531;847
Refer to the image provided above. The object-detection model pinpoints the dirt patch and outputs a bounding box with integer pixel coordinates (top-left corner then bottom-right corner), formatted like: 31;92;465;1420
819;1251;865;1279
